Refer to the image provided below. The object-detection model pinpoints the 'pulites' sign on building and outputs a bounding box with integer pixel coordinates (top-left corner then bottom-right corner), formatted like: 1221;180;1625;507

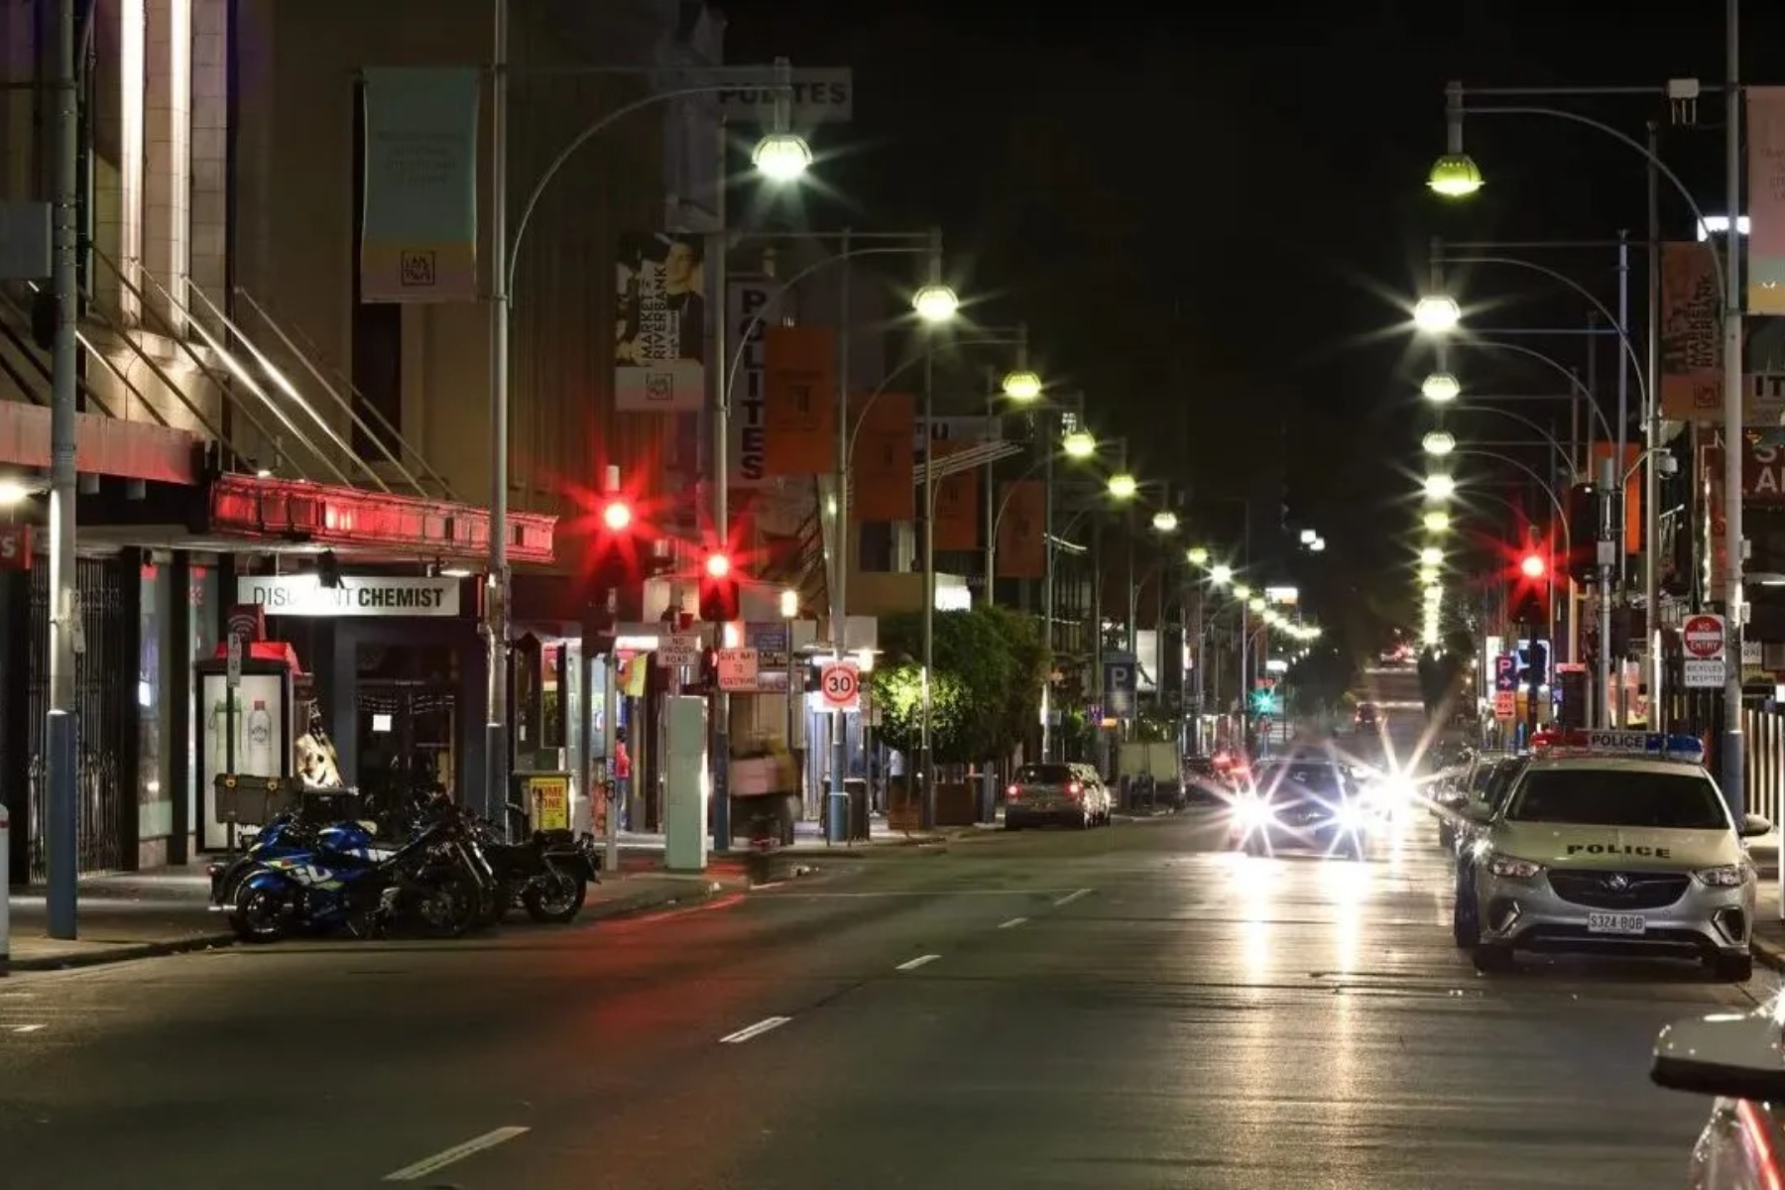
238;575;461;617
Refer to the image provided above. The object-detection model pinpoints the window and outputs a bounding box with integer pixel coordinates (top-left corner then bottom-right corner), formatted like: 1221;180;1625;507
1506;769;1730;830
350;84;403;460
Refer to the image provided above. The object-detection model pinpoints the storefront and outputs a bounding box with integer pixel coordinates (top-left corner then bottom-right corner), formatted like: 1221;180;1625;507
219;571;486;846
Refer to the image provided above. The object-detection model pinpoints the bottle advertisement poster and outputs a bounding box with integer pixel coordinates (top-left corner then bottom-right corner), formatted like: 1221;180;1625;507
200;672;287;849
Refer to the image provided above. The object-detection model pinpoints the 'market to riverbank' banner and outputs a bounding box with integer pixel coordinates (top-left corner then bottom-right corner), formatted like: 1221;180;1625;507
360;68;480;304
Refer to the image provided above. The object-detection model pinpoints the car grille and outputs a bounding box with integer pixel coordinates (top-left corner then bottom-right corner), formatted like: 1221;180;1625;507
1547;870;1690;910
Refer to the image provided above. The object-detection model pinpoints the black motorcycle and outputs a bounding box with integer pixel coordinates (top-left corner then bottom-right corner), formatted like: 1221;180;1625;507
471;803;599;924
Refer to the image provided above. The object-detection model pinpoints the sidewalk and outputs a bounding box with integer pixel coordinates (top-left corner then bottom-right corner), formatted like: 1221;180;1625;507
613;813;996;859
1746;835;1785;970
2;860;745;975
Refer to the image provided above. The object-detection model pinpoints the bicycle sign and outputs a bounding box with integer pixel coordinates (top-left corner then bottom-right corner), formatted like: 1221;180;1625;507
820;661;860;709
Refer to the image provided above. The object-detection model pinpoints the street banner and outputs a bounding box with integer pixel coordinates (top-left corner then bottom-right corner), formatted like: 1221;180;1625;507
931;439;979;550
615;232;706;412
762;325;836;475
996;479;1045;578
1588;442;1642;553
1750;87;1785;314
851;392;914;521
1660;241;1722;421
359;69;480;303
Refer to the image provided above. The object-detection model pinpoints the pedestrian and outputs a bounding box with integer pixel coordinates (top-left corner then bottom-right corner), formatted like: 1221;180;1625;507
614;727;632;830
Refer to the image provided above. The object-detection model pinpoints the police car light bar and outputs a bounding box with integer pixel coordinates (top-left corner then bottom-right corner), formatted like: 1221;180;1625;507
1531;730;1705;763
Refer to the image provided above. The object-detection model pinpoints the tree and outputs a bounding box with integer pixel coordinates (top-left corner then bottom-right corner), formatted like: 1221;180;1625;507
867;606;1048;763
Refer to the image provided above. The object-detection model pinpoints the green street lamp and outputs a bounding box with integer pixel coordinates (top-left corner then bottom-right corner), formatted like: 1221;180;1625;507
1427;152;1483;198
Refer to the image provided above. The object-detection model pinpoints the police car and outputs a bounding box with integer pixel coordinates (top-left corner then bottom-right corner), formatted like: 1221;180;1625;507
1451;730;1771;981
1652;1008;1785;1187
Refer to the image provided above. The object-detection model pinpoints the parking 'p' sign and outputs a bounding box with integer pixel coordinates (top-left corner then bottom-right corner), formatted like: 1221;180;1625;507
820;661;861;709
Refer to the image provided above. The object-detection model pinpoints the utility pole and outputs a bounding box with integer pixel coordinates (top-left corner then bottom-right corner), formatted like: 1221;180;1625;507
485;0;511;825
44;0;81;939
1720;0;1746;817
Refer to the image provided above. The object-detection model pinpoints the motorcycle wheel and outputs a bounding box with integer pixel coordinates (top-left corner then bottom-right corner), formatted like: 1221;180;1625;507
523;871;587;923
229;882;290;943
406;873;480;939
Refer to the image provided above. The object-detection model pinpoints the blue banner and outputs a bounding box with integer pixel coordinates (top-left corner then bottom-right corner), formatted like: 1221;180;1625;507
360;68;480;303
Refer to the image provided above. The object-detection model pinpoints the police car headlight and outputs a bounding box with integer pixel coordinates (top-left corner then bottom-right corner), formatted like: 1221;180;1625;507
1696;865;1749;888
1335;801;1366;831
1487;854;1543;880
1235;798;1275;828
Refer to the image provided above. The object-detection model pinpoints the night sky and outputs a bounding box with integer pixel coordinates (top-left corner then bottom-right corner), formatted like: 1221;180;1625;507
722;1;1784;649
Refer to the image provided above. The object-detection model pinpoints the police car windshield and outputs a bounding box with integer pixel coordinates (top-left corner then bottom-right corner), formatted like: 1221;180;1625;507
1504;769;1729;830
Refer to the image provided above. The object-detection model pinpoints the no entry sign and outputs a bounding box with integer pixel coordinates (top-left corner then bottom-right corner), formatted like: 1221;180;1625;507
1682;614;1726;660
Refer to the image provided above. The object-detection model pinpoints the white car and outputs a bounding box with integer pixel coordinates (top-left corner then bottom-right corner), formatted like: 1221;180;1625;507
1453;731;1770;980
1652;1009;1785;1186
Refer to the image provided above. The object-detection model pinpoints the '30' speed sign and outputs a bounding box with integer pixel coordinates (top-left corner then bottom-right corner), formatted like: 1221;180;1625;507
820;662;860;708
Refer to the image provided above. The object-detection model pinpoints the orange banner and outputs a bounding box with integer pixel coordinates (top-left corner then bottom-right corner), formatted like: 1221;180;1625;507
851;392;914;521
996;479;1044;578
762;326;836;475
1588;443;1642;554
1660;241;1723;422
931;440;979;550
1749;87;1785;315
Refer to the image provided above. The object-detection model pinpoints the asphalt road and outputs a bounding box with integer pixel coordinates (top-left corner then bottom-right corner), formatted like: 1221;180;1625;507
0;809;1772;1189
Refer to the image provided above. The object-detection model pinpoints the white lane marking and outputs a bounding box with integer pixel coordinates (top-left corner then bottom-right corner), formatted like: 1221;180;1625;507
1053;887;1093;908
719;1016;792;1044
895;953;941;971
383;1126;530;1182
10;1024;44;1033
997;917;1028;930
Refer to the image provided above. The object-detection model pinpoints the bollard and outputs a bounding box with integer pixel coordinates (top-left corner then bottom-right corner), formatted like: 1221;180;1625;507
0;802;10;976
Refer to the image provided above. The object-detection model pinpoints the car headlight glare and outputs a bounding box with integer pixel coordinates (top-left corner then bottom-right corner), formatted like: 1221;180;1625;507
1487;854;1543;880
1697;865;1749;888
1236;798;1275;827
1335;801;1366;830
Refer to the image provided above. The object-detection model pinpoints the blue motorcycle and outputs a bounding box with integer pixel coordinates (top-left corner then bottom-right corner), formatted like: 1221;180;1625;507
226;817;479;943
208;815;382;912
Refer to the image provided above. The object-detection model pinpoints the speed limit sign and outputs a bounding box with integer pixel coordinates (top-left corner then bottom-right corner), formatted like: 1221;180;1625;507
820;661;860;709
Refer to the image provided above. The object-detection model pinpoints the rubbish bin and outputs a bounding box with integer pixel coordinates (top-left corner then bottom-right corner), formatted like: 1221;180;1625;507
823;779;871;842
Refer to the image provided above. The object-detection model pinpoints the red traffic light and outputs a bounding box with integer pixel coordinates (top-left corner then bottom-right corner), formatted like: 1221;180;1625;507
704;552;731;579
600;498;632;533
1520;552;1546;579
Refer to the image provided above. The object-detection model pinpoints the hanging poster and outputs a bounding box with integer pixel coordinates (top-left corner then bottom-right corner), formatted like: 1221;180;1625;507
996;479;1044;578
762;325;837;475
359;69;480;303
615;232;707;412
931;439;979;550
1659;241;1723;422
851;392;914;521
1748;86;1785;315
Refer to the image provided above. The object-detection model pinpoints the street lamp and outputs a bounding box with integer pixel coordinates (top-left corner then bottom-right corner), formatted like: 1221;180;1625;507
1152;510;1179;533
779;587;799;619
1423;473;1457;500
1001;368;1043;401
1413;295;1462;333
1209;563;1233;585
1421;371;1462;403
1422;430;1457;456
1419;546;1443;565
1232;583;1251;600
1061;429;1096;459
1428;152;1484;198
1187;546;1211;566
1418;565;1439;584
751;131;814;181
1423;510;1451;533
1108;473;1138;500
913;283;960;323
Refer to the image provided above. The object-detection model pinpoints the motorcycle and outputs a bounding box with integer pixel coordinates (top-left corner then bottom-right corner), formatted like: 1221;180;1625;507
471;805;599;924
226;817;480;943
208;814;383;913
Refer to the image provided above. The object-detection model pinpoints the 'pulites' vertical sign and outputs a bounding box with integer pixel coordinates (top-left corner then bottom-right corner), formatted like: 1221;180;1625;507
728;278;774;488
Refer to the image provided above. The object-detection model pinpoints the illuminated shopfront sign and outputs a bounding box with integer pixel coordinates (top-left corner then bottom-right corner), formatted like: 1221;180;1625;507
237;574;461;617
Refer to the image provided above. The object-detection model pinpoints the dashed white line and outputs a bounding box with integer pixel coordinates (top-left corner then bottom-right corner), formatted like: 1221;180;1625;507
9;1024;43;1034
895;953;941;971
720;1015;792;1044
997;916;1028;930
383;1126;529;1181
1053;887;1093;908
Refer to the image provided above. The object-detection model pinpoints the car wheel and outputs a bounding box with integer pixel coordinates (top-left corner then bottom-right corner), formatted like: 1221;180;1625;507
1437;824;1455;851
1471;943;1515;973
1712;953;1755;983
1451;893;1479;949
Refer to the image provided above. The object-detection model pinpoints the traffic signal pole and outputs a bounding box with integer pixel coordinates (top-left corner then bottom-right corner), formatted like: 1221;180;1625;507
708;116;731;853
1597;455;1615;731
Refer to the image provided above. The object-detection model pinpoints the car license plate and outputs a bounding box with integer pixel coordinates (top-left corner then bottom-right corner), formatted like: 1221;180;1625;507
1587;912;1646;935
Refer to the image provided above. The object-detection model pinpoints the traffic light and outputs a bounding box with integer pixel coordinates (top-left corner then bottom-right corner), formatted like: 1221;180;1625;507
1565;483;1601;583
1509;543;1550;625
698;551;739;622
1519;639;1550;691
1249;686;1277;715
1519;550;1546;580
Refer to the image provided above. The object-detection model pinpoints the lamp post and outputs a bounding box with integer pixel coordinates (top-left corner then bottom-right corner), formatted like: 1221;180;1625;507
1430;47;1744;805
483;23;810;823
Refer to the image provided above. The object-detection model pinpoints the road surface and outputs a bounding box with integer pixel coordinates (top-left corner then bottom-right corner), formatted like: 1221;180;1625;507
0;812;1763;1188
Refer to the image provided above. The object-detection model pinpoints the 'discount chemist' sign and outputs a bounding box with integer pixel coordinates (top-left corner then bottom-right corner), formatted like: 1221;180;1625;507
237;575;461;617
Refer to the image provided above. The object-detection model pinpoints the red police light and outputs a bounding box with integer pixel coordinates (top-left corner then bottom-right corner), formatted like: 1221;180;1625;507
601;498;632;533
1520;552;1546;579
704;552;731;579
